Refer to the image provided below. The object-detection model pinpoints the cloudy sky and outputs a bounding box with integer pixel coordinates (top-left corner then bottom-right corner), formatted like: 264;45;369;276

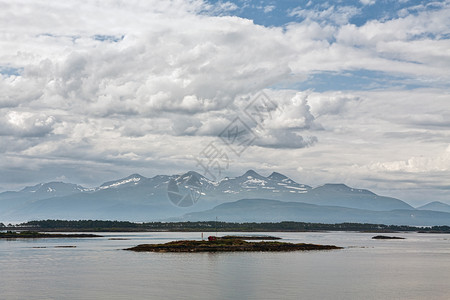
1;0;449;206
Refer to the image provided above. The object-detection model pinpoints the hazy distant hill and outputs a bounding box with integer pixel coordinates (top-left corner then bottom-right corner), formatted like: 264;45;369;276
305;183;412;211
179;199;450;226
0;170;438;224
417;201;450;213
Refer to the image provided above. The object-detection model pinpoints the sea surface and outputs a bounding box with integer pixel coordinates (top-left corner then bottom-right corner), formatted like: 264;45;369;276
0;231;449;300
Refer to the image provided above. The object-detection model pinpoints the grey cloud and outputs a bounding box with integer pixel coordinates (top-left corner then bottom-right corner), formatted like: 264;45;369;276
253;129;318;149
10;18;292;119
308;92;361;117
261;92;318;130
0;74;45;108
0;111;56;137
195;115;236;136
383;130;450;143
405;114;450;128
0;136;42;153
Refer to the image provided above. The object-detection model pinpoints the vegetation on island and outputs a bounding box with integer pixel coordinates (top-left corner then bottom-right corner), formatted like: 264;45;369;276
125;237;342;252
220;235;281;240
6;220;449;233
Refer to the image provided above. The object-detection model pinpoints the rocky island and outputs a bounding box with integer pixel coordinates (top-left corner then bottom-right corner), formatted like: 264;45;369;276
125;237;341;252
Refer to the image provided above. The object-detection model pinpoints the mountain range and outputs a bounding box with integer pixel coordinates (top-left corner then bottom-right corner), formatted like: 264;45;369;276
0;170;449;225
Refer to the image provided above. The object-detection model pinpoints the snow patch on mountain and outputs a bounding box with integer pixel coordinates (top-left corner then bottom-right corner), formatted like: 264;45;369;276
99;177;141;190
243;178;267;186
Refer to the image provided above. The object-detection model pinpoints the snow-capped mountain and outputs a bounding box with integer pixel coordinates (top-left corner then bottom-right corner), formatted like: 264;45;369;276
0;182;90;212
0;170;440;223
214;170;311;196
20;181;90;196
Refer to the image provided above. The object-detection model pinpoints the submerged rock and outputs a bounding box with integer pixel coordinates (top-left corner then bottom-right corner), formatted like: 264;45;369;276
372;235;405;240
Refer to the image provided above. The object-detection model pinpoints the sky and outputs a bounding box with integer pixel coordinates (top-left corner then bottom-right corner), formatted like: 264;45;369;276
0;0;449;206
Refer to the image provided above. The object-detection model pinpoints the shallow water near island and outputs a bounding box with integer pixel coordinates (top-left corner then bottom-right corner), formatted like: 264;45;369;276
0;231;449;300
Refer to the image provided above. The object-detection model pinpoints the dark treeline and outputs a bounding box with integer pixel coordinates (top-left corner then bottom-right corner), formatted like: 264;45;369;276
21;220;138;230
5;220;449;233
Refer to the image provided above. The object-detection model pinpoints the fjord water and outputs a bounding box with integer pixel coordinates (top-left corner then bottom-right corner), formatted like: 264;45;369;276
0;232;449;300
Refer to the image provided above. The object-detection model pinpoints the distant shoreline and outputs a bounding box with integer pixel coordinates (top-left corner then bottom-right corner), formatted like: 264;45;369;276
0;231;102;239
3;220;449;233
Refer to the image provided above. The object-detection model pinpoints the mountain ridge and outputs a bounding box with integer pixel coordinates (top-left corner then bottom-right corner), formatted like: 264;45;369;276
0;170;446;223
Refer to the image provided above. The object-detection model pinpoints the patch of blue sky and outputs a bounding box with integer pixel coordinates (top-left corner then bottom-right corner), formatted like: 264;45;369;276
92;35;124;43
272;70;427;92
37;33;80;43
0;66;22;76
414;32;450;40
206;0;440;27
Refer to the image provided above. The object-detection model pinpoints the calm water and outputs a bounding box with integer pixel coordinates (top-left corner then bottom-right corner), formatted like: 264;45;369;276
0;231;449;300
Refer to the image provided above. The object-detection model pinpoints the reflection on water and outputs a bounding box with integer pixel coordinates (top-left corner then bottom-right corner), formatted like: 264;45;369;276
0;232;449;300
